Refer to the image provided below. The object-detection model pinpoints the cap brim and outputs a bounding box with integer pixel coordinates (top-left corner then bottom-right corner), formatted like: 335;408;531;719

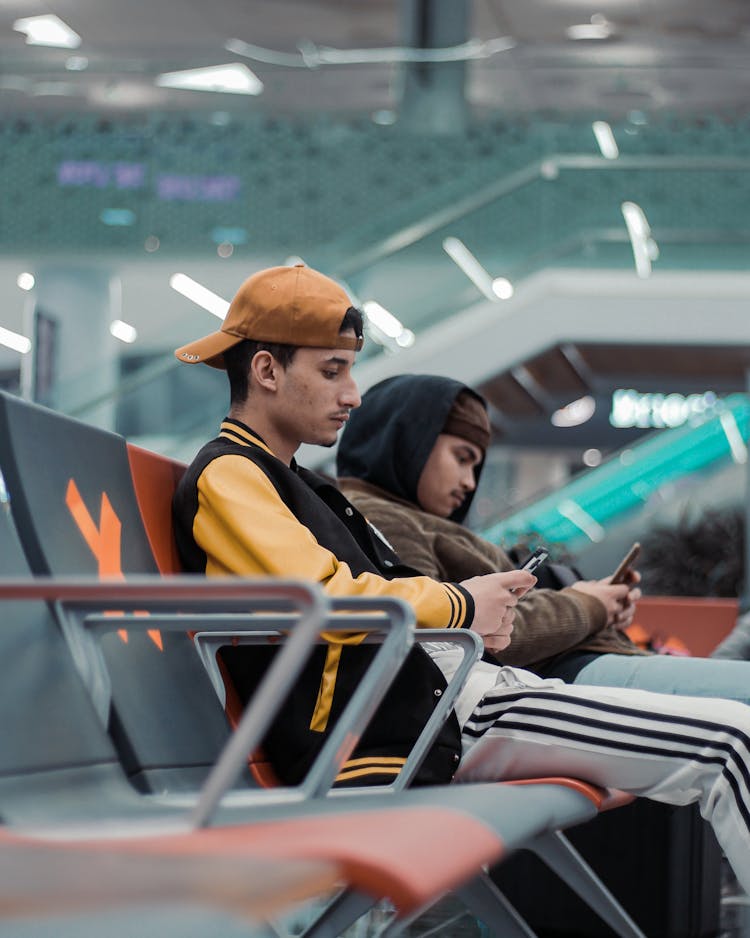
174;329;242;370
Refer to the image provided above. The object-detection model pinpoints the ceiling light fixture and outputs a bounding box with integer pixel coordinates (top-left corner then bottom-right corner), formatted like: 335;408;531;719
109;319;138;344
566;23;612;40
443;237;513;302
16;272;35;291
719;411;748;465
362;300;414;351
557;499;605;543
551;396;596;428
621;201;659;278
156;64;263;96
0;326;31;355
170;274;229;319
225;36;515;69
592;121;619;159
13;14;81;48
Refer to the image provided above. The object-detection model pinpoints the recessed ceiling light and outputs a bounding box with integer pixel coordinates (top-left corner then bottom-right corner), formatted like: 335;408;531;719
566;23;612;40
156;64;263;96
16;272;35;291
13;14;81;49
491;277;514;300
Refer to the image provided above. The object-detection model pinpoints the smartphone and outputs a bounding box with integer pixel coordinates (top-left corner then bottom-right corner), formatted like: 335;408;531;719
610;542;641;585
519;546;550;575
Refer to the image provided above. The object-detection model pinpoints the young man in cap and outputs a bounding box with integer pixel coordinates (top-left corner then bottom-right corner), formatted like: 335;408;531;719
174;268;750;891
336;373;750;705
173;264;532;788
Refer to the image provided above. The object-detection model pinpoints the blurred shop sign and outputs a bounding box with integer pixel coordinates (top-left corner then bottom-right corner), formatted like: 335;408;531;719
610;389;723;429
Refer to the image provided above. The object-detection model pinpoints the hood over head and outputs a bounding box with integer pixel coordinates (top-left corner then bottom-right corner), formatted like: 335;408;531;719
336;373;489;523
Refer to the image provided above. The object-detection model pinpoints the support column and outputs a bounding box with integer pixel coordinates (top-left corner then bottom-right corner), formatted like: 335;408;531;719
398;0;470;134
22;266;120;429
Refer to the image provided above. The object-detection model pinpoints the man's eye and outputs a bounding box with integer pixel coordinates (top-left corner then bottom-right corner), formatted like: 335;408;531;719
322;370;338;379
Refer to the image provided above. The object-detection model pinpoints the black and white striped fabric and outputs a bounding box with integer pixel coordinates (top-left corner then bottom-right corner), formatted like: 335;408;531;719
454;673;750;896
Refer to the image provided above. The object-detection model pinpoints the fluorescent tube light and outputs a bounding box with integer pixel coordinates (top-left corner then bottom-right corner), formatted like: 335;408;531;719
362;301;405;339
443;237;496;301
0;326;31;354
13;14;81;48
621;201;657;278
362;300;414;351
557;499;605;543
592;121;619;159
156;64;263;96
169;273;229;319
719;411;748;465
109;319;138;344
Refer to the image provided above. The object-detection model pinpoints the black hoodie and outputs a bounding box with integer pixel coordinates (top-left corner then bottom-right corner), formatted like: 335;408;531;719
338;374;642;673
337;374;485;525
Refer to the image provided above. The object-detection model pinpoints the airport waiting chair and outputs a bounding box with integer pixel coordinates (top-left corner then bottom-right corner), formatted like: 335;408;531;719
0;390;645;937
0;497;610;938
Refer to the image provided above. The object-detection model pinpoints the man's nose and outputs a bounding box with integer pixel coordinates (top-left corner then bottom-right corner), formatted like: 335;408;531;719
340;374;361;409
461;466;476;491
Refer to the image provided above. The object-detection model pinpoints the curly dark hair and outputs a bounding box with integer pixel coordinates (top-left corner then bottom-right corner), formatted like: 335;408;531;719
640;506;745;597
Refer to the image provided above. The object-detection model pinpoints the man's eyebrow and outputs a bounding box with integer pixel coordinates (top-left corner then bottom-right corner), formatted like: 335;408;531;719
321;356;348;365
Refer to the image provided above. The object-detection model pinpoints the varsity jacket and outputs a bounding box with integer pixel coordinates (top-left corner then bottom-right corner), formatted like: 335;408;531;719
173;417;474;787
336;374;648;677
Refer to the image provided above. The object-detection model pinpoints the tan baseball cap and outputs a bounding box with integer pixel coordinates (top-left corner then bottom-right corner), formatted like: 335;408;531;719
174;264;363;369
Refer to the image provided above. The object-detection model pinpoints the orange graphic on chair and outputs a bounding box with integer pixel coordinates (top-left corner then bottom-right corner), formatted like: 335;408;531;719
65;478;163;650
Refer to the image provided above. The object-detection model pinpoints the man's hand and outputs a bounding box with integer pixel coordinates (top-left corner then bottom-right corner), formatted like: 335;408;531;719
460;570;536;652
571;570;642;631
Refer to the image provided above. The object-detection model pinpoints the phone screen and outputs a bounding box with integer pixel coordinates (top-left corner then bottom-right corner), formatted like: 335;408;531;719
520;547;549;575
611;542;641;585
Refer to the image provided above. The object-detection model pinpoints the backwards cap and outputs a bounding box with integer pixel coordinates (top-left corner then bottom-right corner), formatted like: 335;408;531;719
174;264;363;369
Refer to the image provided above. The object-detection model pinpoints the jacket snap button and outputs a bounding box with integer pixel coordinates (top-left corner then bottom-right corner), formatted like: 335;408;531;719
434;688;442;697
383;559;393;567
345;507;354;517
453;754;460;763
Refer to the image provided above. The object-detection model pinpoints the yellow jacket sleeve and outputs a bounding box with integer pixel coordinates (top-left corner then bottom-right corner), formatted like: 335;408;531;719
193;454;470;629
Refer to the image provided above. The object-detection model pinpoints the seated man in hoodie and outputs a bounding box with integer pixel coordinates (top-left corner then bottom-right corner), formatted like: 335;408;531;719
336;373;750;704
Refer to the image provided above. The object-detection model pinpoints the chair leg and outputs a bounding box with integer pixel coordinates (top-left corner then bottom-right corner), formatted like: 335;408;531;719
456;873;538;937
300;888;376;938
529;830;646;938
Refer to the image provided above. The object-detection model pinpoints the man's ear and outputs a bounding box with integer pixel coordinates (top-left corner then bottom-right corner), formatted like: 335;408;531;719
249;350;279;392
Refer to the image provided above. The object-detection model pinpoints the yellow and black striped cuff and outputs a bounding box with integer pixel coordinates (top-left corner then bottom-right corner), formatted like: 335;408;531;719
443;582;473;628
334;755;406;784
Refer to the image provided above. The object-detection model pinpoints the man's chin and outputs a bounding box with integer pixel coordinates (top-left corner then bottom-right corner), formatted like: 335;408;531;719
304;433;337;449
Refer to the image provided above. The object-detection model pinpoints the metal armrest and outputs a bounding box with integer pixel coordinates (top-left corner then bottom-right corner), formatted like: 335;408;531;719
0;576;325;826
395;629;483;789
196;620;482;797
193;595;416;800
